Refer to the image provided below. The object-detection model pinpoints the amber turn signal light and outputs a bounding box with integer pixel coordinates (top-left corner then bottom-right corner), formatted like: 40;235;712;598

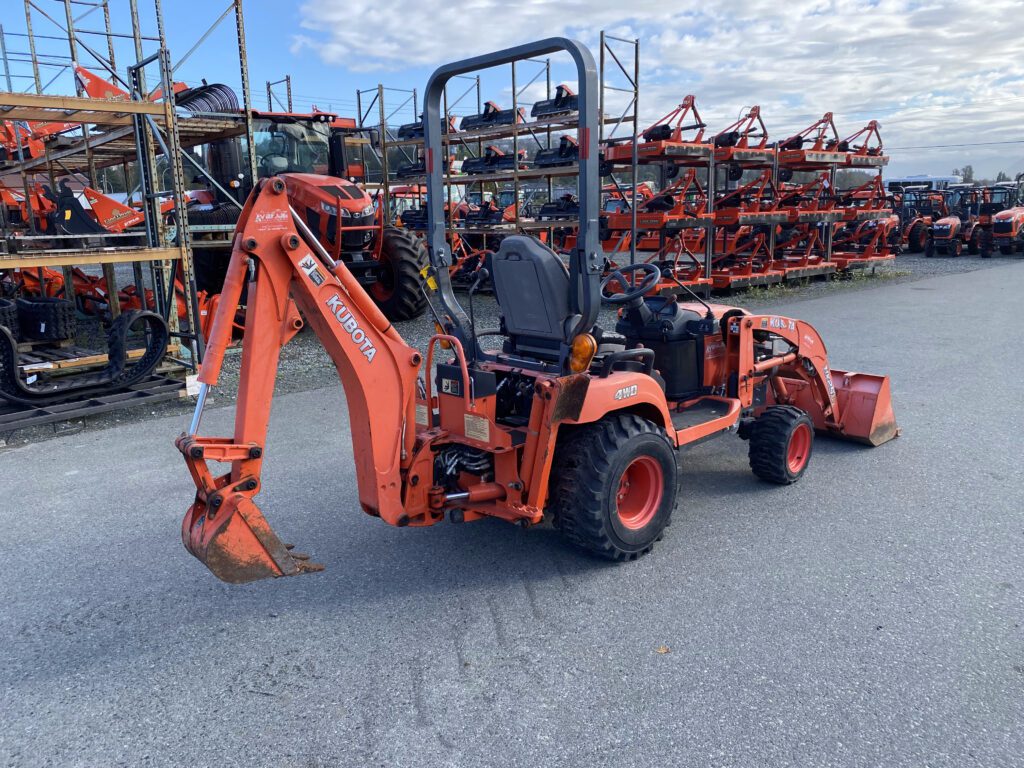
569;333;598;373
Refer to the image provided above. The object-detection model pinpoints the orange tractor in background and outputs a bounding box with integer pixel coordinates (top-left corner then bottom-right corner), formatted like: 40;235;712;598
894;186;948;253
982;175;1024;256
927;184;981;257
176;39;898;585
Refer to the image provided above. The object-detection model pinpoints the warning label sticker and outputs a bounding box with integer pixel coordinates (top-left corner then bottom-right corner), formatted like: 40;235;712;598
463;413;490;442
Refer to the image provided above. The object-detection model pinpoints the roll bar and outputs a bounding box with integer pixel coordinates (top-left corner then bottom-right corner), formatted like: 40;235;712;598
423;38;601;358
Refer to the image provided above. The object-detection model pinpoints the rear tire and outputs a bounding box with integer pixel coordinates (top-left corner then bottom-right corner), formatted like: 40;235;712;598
548;413;676;561
749;405;814;485
16;297;77;341
370;226;429;321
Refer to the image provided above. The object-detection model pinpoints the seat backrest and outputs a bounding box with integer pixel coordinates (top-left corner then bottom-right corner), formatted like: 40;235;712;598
490;235;571;353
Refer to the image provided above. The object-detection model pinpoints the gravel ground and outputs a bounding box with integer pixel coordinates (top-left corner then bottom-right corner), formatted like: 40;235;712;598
1;250;1016;449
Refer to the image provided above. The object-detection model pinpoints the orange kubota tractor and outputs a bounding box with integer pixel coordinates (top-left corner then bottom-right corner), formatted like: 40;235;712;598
176;39;899;584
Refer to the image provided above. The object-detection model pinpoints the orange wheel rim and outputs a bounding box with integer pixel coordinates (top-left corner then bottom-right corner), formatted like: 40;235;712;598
787;423;812;474
615;456;663;530
370;256;395;302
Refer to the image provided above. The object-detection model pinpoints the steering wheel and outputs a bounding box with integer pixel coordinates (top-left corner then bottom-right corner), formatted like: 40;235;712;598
600;262;661;304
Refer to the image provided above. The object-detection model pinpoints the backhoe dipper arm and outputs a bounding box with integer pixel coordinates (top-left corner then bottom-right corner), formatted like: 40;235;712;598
177;178;423;583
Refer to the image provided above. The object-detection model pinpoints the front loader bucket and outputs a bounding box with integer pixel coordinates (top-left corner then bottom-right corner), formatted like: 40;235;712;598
829;369;899;446
182;494;322;584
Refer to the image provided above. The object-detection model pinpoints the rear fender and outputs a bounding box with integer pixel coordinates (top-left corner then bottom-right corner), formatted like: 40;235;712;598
523;371;672;511
563;371;672;433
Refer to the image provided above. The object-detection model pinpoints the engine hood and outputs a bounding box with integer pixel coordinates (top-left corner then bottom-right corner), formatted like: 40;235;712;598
281;173;373;212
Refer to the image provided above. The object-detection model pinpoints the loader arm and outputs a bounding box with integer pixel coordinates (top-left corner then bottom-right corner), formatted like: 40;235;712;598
726;312;898;446
177;178;423;583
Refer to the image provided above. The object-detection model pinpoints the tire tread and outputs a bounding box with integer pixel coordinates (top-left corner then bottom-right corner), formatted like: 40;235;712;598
748;405;813;485
549;413;672;561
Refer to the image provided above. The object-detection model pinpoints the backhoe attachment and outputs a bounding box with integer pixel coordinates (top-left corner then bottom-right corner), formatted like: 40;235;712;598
177;178;421;583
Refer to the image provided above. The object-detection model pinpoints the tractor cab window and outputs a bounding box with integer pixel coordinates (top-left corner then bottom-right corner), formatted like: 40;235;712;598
253;119;331;178
987;188;1011;207
391;195;420;219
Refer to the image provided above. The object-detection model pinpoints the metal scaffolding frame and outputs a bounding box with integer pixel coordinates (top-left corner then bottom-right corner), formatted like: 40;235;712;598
357;35;639;280
0;0;269;428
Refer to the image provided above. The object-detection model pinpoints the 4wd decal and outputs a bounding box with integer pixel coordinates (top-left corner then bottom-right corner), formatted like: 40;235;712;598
614;384;638;401
325;294;376;362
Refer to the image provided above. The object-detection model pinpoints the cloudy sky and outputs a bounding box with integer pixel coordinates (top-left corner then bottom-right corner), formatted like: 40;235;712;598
9;0;1023;179
288;0;1024;179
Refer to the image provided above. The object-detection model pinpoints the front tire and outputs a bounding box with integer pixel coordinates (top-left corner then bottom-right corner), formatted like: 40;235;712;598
968;229;981;255
907;221;926;253
548;413;677;561
370;226;429;321
749;405;814;485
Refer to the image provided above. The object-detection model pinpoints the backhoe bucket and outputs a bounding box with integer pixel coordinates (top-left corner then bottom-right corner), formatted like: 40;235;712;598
829;368;899;446
182;494;322;584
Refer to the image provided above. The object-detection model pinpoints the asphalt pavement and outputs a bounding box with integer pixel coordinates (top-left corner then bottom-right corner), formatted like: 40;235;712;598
1;261;1022;767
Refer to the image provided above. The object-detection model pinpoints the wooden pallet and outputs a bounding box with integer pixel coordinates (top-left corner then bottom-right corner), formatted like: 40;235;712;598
16;342;182;375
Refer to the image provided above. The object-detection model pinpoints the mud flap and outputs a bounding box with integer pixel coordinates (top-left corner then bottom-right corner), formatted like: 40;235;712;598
182;494;323;584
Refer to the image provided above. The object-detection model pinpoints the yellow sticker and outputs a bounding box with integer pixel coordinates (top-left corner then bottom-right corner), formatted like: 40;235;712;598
419;265;438;291
64;210;72;220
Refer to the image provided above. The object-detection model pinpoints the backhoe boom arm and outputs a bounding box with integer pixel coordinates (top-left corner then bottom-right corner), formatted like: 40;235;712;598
178;178;423;583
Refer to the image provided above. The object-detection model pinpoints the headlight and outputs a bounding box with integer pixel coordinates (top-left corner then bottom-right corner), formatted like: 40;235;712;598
339;208;351;218
361;203;375;218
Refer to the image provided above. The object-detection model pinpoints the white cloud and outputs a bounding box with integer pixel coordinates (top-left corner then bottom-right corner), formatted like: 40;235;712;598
294;0;1024;176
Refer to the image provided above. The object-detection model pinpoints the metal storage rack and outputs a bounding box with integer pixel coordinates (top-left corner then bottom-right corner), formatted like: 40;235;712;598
356;32;640;272
0;0;262;430
601;92;715;294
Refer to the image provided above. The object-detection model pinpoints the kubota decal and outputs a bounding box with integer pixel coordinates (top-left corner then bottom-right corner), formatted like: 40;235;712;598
325;294;376;362
764;317;797;331
253;209;290;231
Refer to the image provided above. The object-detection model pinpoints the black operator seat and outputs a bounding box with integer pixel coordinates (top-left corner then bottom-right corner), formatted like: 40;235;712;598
490;235;624;362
